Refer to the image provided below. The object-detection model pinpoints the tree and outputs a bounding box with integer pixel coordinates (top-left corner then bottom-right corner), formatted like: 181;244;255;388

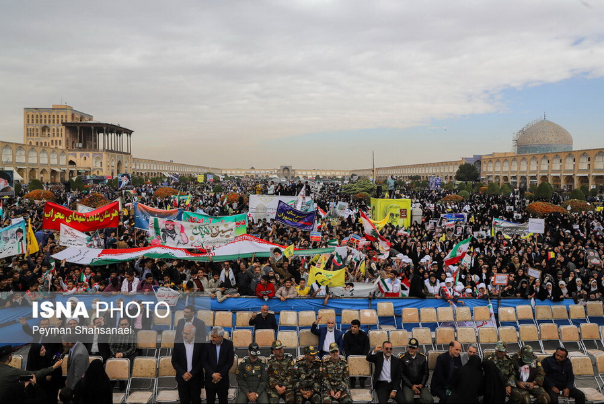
458;190;470;199
409;175;421;182
570;188;586;201
444;181;455;190
29;179;44;191
455;163;479;182
73;176;85;192
487;183;500;195
500;183;513;197
580;184;589;197
535;182;554;201
342;178;376;195
212;184;223;193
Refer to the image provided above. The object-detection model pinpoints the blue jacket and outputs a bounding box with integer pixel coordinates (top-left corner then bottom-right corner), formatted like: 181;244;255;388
311;322;343;355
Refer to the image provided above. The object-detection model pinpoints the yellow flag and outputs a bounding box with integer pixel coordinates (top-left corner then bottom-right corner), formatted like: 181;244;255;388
283;244;294;259
26;218;39;256
370;213;391;231
439;233;446;242
359;260;366;275
308;266;346;287
316;254;329;269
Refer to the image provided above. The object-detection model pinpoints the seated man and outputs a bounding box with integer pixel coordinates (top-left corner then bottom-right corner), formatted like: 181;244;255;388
510;345;549;404
248;304;278;332
267;340;295;404
542;347;586;404
321;342;352;404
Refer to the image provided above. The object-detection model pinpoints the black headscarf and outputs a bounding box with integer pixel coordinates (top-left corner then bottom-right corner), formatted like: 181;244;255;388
25;343;51;371
481;358;506;404
448;354;485;403
72;359;112;404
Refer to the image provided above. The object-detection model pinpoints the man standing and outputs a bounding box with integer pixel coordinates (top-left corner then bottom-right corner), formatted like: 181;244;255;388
255;276;276;301
431;340;462;403
322;342;352;404
342;319;370;388
486;341;517;401
249;305;278;332
267;340;295;404
366;341;404;404
542;347;586;404
236;343;268;404
510;345;549;404
311;315;343;357
63;334;90;390
172;325;204;404
294;345;322;404
398;338;433;404
203;326;234;404
175;305;207;343
276;278;297;301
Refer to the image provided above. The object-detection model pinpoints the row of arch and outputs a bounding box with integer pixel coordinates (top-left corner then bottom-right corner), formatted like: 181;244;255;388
485;152;604;173
2;145;67;165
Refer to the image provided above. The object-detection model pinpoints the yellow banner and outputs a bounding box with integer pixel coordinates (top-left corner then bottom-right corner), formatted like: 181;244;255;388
370;198;412;228
308;266;345;287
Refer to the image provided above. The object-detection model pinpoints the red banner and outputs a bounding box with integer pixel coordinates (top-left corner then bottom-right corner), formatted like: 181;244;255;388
43;201;120;232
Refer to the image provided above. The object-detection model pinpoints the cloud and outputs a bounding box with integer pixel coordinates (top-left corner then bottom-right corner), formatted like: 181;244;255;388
0;1;603;169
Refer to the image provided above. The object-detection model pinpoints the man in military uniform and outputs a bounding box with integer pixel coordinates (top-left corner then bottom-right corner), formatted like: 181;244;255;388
509;345;550;404
236;343;269;404
321;342;352;404
294;345;322;404
399;338;433;404
486;341;517;399
267;340;295;404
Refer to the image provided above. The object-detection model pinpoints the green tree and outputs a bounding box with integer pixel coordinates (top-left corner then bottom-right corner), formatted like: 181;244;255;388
107;178;118;189
15;182;22;195
458;190;470;199
529;183;538;193
73;176;85;192
535;182;553;201
456;182;467;191
580;184;589;197
570;188;586;200
444;181;455;190
213;184;223;193
29;179;44;191
590;188;598;197
342;178;377;194
409;175;421;182
487;182;500;195
500;183;512;197
455;163;480;182
473;182;485;193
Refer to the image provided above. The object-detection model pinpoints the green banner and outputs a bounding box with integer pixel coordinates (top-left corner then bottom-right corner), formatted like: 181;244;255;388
182;211;248;236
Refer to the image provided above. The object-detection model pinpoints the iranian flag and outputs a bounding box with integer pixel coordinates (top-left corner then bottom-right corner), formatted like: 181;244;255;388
444;237;472;266
376;276;392;294
317;206;327;218
332;252;343;266
359;211;391;252
400;276;411;297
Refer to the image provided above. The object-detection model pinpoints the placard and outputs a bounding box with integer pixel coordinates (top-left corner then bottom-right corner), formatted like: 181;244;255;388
492;274;509;286
528;218;545;234
527;267;542;279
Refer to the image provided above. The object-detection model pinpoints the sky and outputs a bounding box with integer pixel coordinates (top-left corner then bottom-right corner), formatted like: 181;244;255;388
1;0;603;171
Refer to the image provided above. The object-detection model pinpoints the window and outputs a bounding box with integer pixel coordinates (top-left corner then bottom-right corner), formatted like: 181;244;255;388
530;157;538;171
552;155;561;170
39;150;48;164
595;153;604;170
2;146;13;163
511;159;518;171
541;157;549;171
60;152;67;165
503;160;509;171
50;151;58;165
520;158;527;171
28;149;37;164
579;154;590;170
564;154;575;171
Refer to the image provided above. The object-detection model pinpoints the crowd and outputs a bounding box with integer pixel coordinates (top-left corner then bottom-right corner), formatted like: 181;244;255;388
0;177;603;402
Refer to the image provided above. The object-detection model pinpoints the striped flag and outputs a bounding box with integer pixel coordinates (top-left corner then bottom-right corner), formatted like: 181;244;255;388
318;207;327;218
444;237;472;266
359;211;391;252
332;252;343;266
376;276;392;294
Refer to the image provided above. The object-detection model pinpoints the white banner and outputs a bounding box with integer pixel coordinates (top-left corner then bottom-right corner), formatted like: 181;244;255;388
149;218;236;249
249;195;313;221
76;203;95;213
528;218;545;234
153;286;180;306
59;223;90;248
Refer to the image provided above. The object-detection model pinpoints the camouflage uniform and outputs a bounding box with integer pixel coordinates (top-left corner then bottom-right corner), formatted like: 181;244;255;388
486;341;517;391
236;343;269;404
321;343;352;404
267;340;296;404
294;346;322;404
509;346;550;404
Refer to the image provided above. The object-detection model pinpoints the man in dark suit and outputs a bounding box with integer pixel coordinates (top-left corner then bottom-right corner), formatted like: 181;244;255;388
203;326;234;404
311;314;343;357
84;316;111;362
431;340;462;403
172;324;204;404
248;304;278;332
175;305;207;343
366;341;405;404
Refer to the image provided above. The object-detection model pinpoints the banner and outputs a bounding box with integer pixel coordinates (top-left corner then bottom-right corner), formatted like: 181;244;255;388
275;201;316;231
170;173;179;184
492;218;532;239
148;217;237;249
307;266;345;287
52;234;336;265
0;171;15;198
441;213;467;224
134;202;182;230
76;203;95;213
197;175;204;183
370;198;412;228
182;211;248;236
42;201;119;232
0;221;26;258
249;195;314;221
310;232;321;242
59;223;92;248
118;173;131;190
153;286;180;306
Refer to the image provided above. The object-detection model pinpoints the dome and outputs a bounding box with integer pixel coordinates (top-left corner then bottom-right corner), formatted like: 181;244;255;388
515;118;573;154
